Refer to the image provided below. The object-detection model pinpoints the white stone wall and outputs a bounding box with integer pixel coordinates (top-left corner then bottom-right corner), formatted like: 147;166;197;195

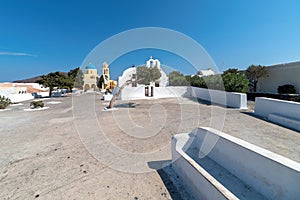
254;97;300;119
254;97;300;131
188;87;247;109
6;94;34;103
119;86;247;109
257;61;300;94
172;127;300;200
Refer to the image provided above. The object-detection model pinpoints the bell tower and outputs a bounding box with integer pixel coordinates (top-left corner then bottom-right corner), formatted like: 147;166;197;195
102;61;110;83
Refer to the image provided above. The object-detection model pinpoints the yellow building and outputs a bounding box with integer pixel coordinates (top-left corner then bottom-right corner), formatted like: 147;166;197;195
83;64;99;91
101;62;117;92
102;62;110;87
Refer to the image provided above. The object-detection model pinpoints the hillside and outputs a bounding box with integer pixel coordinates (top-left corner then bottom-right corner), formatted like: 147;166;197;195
13;76;42;83
13;72;68;83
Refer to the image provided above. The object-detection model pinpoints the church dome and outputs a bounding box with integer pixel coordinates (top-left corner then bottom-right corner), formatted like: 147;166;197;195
85;64;97;69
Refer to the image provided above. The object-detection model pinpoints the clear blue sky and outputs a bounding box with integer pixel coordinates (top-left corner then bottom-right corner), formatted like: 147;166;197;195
0;0;299;82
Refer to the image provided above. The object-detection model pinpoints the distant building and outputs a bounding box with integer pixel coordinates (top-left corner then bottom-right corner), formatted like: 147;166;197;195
0;82;48;102
190;68;215;78
257;61;300;94
198;68;215;77
83;64;99;91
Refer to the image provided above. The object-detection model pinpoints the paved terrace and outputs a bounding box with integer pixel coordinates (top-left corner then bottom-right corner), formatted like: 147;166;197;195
0;93;299;199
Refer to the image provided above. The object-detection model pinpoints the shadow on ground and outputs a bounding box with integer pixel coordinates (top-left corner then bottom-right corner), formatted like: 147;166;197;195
240;111;300;133
112;102;137;108
148;160;194;200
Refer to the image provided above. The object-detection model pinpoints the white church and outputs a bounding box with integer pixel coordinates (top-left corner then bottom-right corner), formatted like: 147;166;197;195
118;56;168;88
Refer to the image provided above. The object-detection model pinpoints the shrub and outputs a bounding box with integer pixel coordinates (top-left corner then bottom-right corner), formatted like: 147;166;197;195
30;100;44;109
222;73;248;93
189;76;207;88
277;84;296;94
170;68;248;93
168;71;189;86
0;96;11;109
203;75;224;90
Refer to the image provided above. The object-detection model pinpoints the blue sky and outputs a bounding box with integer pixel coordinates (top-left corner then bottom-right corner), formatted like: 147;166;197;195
0;0;299;82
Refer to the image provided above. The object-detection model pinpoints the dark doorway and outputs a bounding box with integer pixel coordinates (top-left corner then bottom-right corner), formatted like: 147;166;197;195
145;86;149;96
150;86;154;97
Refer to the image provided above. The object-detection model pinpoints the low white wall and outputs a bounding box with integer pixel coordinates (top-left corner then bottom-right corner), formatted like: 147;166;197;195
268;114;300;132
255;97;300;131
188;87;247;109
120;86;147;100
255;97;300;119
120;86;247;109
172;127;300;200
120;86;189;100
6;94;34;103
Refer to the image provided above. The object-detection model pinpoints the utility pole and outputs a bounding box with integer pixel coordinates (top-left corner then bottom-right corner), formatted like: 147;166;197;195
221;61;224;72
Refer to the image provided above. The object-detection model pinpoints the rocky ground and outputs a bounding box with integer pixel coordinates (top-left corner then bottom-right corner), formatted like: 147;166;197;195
0;93;299;199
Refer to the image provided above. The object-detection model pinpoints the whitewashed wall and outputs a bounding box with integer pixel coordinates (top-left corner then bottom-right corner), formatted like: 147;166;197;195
172;127;300;200
188;87;247;109
120;86;247;109
257;61;300;94
117;67;136;87
6;94;34;103
254;97;300;131
120;86;189;100
255;97;300;119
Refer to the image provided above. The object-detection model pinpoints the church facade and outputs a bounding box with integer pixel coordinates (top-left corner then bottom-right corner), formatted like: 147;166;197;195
83;64;99;91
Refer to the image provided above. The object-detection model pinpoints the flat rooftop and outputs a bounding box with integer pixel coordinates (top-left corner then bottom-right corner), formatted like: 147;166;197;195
0;94;299;199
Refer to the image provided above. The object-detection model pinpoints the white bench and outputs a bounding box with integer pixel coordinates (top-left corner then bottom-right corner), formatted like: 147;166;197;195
172;127;300;200
268;113;300;132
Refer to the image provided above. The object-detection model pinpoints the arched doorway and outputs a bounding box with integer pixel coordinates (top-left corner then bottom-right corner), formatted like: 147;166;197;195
91;84;96;91
84;84;90;91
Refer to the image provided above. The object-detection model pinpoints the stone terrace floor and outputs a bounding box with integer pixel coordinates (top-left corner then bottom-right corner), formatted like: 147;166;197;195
0;93;299;199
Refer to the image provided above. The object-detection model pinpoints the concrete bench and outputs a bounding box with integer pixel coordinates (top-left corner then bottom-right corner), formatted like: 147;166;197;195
268;113;300;132
172;127;300;200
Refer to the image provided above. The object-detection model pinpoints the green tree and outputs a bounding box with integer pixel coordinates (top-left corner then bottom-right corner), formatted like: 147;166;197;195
61;77;74;91
0;96;11;109
150;66;161;82
68;67;83;89
222;73;248;93
136;66;161;85
222;68;239;75
245;65;268;92
168;71;189;86
188;75;206;88
36;72;69;96
185;68;248;93
204;75;224;90
137;66;150;85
